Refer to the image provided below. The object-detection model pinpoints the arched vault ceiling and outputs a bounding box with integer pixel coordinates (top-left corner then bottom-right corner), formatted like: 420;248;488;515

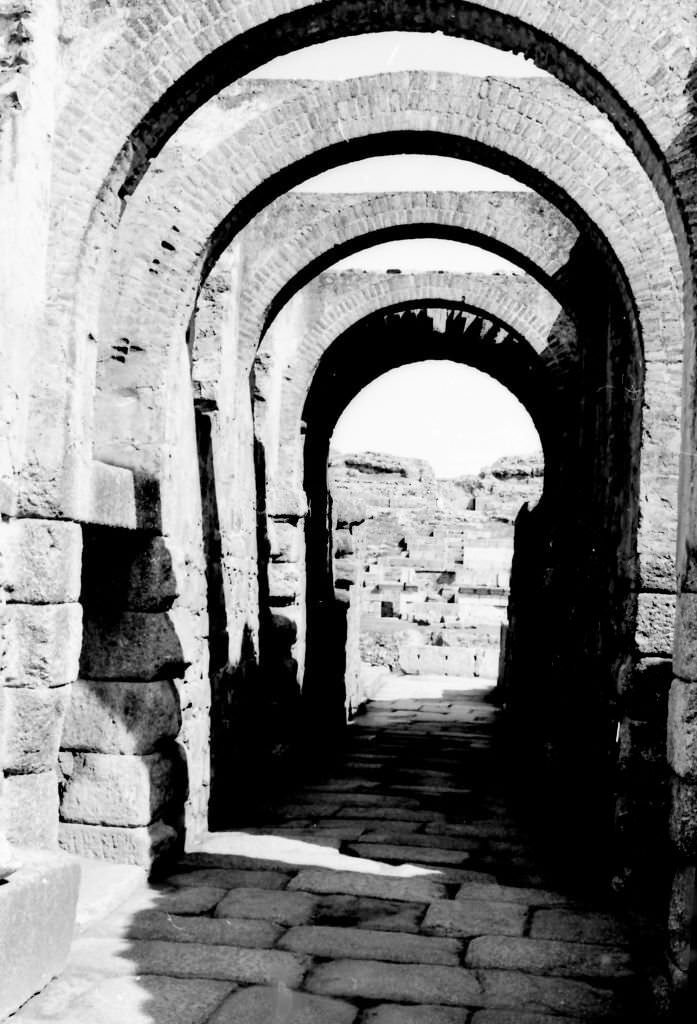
233;189;579;360
98;73;681;396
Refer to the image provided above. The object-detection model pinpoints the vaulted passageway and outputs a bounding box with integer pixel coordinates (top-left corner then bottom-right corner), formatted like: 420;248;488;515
4;6;697;1018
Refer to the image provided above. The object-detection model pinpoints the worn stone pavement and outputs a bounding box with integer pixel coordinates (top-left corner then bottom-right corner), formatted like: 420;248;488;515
11;677;650;1023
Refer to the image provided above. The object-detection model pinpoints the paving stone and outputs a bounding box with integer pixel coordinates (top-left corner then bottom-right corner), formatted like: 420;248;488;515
291;791;420;808
422;899;527;938
214;887;317;925
280;925;461;964
305;959;482;1005
12;974;235;1024
362;1006;468;1024
68;936;309;986
471;1013;576;1024
98;909;282;948
479;969;624;1018
313;894;425;932
145;887;226;915
456;883;569;906
362;830;479;852
347;842;471;866
166;868;289;890
208;984;358;1023
530;909;629;946
338;807;446;822
289;868;447;903
466;935;633;978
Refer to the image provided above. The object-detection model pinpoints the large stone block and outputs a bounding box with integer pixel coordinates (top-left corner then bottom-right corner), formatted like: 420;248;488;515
268;519;303;563
0;848;80;1019
2;684;70;772
617;656;672;718
0;772;58;848
669;776;697;856
60;751;178;827
85;460;137;528
3;603;82;687
667;679;697;779
267;562;301;602
59;819;178;866
674;591;697;681
127;536;178;610
668;863;696;973
636;593;675;657
61;679;181;754
2;519;82;603
80;612;189;680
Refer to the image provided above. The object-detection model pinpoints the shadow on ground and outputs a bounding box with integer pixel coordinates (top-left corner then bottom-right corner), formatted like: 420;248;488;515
12;678;655;1024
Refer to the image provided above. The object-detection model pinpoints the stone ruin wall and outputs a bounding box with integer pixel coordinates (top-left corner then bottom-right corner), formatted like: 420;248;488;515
329;450;544;708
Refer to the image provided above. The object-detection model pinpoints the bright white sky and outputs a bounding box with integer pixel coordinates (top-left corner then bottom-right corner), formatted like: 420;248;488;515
332;362;541;477
249;34;546;475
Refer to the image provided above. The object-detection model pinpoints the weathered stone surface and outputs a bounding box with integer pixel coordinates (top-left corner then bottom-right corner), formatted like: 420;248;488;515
101;909;282;949
288;868;446;903
2;684;70;772
151;886;226;915
347;842;471;866
1;772;58;848
674;592;697;681
60;752;177;827
667;679;697;779
668;863;696;972
423;899;527;938
617;656;672;719
59;820;177;866
669;776;697;856
306;959;481;1005
214;887;317;925
0;849;80;1019
470;1011;582;1024
279;925;461;964
529;910;629;946
208;985;358;1024
313;894;425;932
127;536;179;610
86;461;138;529
362;1007;468;1024
80;612;188;681
168;867;290;890
4;603;82;687
636;593;675;657
466;935;633;978
61;679;181;754
4;519;82;604
13;975;234;1024
68;936;309;986
479;969;623;1018
455;884;567;906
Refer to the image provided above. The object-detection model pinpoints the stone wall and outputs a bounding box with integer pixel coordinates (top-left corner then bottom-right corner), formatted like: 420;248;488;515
1;3;696;1010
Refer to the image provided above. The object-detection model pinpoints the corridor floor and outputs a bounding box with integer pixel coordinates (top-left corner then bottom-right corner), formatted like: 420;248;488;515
13;677;649;1024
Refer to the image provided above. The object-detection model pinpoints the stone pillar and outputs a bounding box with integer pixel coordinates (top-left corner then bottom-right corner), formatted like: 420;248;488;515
1;519;82;846
668;596;697;995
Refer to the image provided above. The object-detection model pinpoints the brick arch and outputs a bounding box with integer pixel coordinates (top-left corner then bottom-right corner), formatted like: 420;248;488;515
260;271;563;504
46;6;691;492
54;0;691;248
102;72;680;401
237;189;578;364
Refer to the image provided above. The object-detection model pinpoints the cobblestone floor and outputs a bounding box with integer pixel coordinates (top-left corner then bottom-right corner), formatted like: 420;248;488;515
13;677;649;1023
